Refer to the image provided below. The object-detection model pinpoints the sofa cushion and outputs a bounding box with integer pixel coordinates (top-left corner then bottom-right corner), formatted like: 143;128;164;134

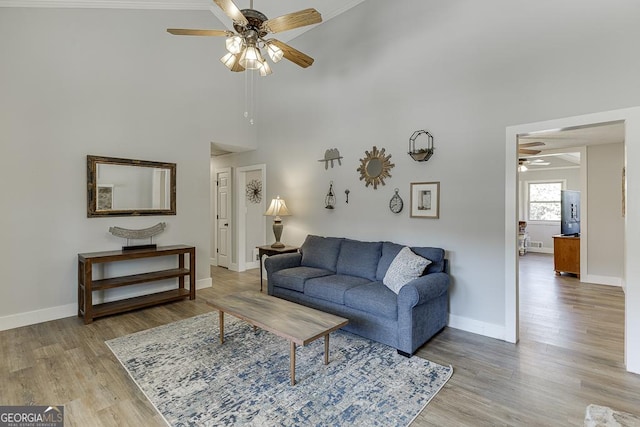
271;266;333;293
335;239;382;281
300;235;344;272
305;275;371;305
376;242;445;279
411;246;445;273
383;247;432;294
376;242;404;280
344;282;398;319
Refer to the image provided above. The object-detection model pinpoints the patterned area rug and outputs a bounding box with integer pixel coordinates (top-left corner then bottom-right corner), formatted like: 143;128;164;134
106;312;452;426
584;404;640;426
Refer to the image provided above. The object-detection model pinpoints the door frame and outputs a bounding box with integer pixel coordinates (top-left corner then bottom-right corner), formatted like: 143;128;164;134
505;106;640;374
235;164;267;272
212;167;232;268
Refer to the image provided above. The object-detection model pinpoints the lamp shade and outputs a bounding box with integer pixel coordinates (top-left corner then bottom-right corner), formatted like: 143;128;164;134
239;45;263;70
264;196;291;218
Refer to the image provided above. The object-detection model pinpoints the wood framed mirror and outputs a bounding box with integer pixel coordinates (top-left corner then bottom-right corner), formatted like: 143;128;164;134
87;155;176;217
357;146;395;189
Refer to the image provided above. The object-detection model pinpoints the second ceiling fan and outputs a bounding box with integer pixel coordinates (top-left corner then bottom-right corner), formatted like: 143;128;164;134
167;0;322;75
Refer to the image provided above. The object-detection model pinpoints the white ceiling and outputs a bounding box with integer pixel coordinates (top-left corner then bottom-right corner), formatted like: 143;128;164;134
517;121;625;170
0;0;368;42
518;121;625;152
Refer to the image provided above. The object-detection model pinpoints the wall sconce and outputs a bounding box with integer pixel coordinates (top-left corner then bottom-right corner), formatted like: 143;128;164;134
408;130;435;162
264;196;291;248
325;181;336;209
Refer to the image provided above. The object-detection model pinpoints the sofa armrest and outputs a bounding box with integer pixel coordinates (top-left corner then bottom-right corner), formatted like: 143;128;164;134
264;253;303;277
398;272;449;308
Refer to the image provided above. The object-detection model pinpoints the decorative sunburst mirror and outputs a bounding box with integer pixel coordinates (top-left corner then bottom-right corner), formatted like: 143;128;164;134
357;146;395;189
246;179;262;203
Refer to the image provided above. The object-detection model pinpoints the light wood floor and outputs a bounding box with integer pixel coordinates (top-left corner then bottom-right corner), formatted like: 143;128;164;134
1;253;638;426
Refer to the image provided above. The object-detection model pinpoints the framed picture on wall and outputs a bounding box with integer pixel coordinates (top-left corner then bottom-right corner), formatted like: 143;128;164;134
410;182;440;218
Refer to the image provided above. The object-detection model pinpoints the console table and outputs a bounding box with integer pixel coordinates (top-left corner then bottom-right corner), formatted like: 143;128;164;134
78;244;196;324
257;245;299;292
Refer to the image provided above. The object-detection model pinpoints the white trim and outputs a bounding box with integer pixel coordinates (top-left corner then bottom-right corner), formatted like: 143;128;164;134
583;275;622;287
0;303;77;331
578;146;588;280
448;314;505;341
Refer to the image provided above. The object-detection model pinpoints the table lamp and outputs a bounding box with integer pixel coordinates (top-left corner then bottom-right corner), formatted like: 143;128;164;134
264;196;291;248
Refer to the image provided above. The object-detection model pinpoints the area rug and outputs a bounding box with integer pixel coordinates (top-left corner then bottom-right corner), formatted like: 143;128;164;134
106;312;452;426
584;404;640;427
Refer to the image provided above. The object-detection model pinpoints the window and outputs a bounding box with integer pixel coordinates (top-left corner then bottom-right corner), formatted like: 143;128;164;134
528;181;563;221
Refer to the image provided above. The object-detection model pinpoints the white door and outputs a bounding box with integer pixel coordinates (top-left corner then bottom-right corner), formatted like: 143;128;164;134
216;169;231;268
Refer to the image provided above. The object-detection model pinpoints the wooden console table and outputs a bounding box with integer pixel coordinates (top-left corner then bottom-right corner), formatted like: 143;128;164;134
553;235;580;278
257;245;299;292
78;244;195;324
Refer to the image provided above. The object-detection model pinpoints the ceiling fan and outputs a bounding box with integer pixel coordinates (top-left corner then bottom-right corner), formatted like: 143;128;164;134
518;157;550;172
518;141;545;155
167;0;322;76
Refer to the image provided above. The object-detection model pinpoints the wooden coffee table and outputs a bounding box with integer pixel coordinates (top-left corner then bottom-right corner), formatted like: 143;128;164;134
207;291;348;385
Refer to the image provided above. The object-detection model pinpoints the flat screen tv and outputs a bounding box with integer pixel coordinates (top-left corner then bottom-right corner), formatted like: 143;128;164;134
561;190;580;236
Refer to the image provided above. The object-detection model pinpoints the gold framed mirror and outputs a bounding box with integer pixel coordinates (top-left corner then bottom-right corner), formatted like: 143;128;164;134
357;146;395;189
87;155;176;217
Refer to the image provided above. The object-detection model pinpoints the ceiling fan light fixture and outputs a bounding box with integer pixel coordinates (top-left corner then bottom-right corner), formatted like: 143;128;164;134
518;164;528;172
239;45;263;70
259;59;272;76
220;52;238;70
225;35;244;54
266;42;284;63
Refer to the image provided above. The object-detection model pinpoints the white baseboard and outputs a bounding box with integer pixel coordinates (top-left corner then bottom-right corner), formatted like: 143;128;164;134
0;277;213;332
245;261;259;270
582;274;622;287
0;303;77;332
526;247;553;254
448;314;505;341
210;257;217;266
197;277;212;289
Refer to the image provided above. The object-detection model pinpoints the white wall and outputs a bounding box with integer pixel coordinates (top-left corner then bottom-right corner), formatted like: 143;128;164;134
0;7;255;329
519;167;580;251
587;142;625;283
213;0;640;340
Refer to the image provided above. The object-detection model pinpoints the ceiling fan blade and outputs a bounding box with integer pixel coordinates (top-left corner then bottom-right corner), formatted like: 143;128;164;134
269;39;314;68
167;28;230;36
213;0;248;26
261;8;322;34
519;141;545;148
519;148;541;155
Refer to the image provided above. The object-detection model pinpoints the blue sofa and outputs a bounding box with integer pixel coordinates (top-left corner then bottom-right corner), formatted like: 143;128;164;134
265;235;449;356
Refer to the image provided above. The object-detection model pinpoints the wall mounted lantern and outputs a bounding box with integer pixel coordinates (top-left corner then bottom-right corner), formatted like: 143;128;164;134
408;130;435;162
325;181;336;209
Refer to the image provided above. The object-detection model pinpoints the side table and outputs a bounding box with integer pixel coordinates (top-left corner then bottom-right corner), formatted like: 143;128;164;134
257;245;299;292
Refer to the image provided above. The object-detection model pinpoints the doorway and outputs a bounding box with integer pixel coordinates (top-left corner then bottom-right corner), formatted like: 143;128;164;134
214;167;232;269
235;164;267;272
505;107;640;374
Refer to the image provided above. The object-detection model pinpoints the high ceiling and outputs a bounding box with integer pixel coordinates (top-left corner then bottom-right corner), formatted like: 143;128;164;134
0;0;368;42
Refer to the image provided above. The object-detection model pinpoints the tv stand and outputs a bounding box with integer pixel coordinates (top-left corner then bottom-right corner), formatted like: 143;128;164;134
552;235;580;278
77;245;196;324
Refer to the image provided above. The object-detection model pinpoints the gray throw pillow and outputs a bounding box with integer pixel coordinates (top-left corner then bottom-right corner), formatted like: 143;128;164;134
383;247;432;294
